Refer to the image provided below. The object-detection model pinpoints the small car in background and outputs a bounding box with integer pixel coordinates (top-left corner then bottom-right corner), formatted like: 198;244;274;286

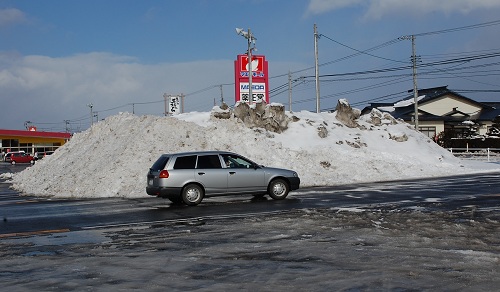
10;152;35;165
3;151;25;162
146;151;300;206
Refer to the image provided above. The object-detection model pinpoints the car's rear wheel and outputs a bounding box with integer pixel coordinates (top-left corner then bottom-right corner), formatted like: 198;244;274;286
268;179;289;200
182;184;204;206
10;161;15;165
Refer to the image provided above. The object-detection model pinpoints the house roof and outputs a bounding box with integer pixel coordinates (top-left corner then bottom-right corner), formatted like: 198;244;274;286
364;86;500;122
0;129;71;139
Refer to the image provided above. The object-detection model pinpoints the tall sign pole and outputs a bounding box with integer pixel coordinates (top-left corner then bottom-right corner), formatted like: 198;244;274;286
247;28;253;105
235;28;268;105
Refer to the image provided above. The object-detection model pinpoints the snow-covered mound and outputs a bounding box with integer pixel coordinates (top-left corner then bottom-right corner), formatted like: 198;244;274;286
8;109;491;198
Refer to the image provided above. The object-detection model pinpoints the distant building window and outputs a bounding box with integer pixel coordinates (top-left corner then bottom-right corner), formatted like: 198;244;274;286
419;126;436;139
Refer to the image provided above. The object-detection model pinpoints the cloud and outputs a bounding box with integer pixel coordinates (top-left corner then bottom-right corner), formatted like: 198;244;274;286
0;52;235;130
306;0;500;19
306;0;364;15
0;8;27;28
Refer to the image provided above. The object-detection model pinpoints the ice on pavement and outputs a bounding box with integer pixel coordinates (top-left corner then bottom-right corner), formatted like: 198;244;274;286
8;106;500;198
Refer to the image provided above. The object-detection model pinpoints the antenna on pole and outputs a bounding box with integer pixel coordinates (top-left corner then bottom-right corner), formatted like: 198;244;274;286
236;27;257;105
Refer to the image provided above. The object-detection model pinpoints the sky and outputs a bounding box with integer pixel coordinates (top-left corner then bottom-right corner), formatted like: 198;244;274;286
6;108;500;198
1;0;500;131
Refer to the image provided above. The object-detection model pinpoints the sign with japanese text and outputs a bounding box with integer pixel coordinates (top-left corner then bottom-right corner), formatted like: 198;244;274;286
239;82;266;103
234;54;269;104
169;96;180;115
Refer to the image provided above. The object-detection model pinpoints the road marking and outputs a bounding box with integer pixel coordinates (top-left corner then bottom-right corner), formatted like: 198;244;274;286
0;228;71;238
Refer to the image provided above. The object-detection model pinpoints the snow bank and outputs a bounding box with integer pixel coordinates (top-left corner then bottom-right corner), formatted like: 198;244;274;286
8;109;499;198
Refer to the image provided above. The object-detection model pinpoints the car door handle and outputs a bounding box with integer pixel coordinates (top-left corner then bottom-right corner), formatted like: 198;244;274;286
229;172;236;175
197;172;205;175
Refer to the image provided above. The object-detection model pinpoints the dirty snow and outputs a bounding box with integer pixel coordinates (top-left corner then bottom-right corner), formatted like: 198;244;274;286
8;107;500;198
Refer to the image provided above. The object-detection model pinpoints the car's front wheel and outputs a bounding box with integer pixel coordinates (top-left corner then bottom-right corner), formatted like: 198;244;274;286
268;179;289;200
10;161;16;165
182;184;204;206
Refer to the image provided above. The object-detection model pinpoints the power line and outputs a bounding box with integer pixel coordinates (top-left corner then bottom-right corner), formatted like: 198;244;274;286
27;20;500;130
414;19;500;37
319;33;405;63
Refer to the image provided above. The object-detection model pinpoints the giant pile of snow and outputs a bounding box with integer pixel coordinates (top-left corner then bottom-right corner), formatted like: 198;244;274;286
9;107;495;198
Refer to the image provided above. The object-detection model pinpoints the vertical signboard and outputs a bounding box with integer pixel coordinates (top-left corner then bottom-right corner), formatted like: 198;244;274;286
234;54;269;104
169;96;180;115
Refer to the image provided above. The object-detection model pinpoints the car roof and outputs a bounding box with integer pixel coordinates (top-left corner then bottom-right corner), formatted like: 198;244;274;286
161;150;236;157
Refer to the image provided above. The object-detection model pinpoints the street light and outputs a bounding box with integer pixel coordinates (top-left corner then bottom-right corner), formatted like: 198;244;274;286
87;103;93;127
236;27;257;105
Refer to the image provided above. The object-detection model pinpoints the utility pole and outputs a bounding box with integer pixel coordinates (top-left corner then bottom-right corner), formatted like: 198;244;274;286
288;70;292;112
411;35;419;131
219;84;224;104
399;34;419;130
314;24;320;113
181;93;185;113
163;93;168;116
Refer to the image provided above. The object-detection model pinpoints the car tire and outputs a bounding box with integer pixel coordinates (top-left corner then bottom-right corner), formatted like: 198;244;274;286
268;179;289;200
182;184;204;206
30;160;35;165
10;161;16;165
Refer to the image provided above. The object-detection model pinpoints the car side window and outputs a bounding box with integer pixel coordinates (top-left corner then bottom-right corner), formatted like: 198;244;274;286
196;155;222;169
151;156;170;171
221;154;253;168
173;155;197;169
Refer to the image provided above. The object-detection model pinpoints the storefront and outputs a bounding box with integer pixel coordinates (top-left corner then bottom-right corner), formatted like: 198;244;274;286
0;129;71;155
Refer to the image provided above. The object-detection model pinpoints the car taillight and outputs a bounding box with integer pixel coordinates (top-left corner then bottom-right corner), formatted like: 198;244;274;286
159;170;169;178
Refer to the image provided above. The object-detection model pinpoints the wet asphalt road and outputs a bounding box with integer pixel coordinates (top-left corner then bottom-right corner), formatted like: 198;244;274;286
1;163;500;291
1;162;499;236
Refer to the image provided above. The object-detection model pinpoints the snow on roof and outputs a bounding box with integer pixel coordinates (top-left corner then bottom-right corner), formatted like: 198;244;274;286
393;95;426;108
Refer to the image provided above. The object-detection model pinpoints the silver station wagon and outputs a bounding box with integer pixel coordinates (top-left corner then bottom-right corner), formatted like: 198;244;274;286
146;151;300;206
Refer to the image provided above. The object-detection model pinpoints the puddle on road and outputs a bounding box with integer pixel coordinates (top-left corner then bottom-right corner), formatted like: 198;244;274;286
3;229;110;248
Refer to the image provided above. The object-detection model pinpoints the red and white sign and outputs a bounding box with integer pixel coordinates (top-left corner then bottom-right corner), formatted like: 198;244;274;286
234;54;269;104
239;55;265;73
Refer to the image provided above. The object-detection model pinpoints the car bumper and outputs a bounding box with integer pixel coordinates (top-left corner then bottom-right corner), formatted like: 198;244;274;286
146;186;182;198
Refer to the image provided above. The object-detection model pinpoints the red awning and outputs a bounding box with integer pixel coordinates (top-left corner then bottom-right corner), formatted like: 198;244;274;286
0;129;71;139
